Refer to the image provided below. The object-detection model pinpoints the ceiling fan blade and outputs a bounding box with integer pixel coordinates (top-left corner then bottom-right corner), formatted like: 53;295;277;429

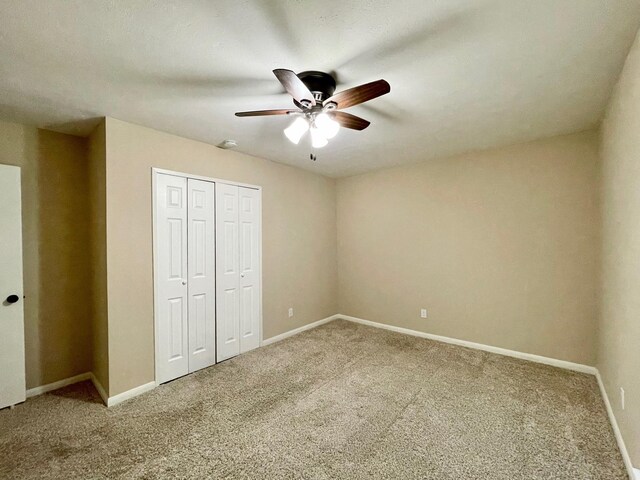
333;111;371;130
273;69;316;106
235;109;296;117
324;79;390;109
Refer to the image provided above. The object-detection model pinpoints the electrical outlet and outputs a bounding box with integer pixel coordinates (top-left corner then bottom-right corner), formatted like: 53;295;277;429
420;308;427;319
288;307;294;318
621;387;625;410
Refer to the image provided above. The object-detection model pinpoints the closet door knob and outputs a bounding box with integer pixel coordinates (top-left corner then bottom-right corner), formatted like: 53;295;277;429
182;281;187;285
240;273;245;278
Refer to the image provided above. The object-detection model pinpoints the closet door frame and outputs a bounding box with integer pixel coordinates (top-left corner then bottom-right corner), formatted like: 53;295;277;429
152;168;263;383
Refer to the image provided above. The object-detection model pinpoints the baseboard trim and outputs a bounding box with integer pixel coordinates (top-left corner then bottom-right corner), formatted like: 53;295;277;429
20;315;637;477
88;373;155;407
27;372;155;408
26;372;92;398
596;372;638;479
105;381;156;407
337;314;640;477
261;314;341;346
337;314;597;375
89;373;108;405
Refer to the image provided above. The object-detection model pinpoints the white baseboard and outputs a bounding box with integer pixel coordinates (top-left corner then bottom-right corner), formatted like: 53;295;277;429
90;373;155;407
103;314;342;406
25;371;155;408
26;372;92;398
338;314;597;375
261;314;341;346
89;373;108;405
20;314;638;477
596;372;638;479
337;314;640;477
105;381;156;407
23;314;335;407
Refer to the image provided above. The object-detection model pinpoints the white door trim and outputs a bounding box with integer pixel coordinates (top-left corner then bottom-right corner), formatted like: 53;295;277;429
152;168;263;383
152;170;160;384
152;168;261;191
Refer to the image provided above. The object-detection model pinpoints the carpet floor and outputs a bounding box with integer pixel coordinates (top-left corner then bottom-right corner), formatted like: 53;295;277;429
0;320;627;479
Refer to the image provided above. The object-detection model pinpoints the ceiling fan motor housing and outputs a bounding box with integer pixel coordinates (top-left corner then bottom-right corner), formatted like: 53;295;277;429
295;71;337;108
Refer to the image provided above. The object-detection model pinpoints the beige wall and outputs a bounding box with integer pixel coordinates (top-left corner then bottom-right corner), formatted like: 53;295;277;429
103;118;337;396
0;120;92;389
337;131;600;365
87;120;109;392
599;28;640;465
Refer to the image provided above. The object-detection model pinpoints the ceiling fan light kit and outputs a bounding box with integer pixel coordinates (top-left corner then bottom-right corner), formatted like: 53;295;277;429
283;116;309;144
235;69;390;152
309;125;329;148
315;113;340;139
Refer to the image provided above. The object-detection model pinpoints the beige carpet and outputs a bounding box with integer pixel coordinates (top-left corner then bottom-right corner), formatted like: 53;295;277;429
0;320;627;479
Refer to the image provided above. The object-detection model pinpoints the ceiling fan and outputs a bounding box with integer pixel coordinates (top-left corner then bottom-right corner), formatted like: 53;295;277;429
235;69;390;148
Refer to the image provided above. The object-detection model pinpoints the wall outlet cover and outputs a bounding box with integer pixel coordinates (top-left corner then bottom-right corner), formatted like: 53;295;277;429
420;309;427;319
288;308;294;318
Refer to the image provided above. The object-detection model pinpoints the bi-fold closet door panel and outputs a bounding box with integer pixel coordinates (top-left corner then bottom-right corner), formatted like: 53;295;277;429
187;179;216;372
155;174;215;384
238;186;261;353
155;173;190;384
215;183;240;361
216;183;261;362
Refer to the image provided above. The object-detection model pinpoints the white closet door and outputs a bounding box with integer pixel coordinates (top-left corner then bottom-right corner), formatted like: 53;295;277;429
0;165;26;409
155;174;189;384
187;179;216;372
238;187;261;353
216;183;240;361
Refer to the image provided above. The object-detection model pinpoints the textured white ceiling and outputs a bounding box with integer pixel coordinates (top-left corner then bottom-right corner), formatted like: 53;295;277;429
1;0;639;177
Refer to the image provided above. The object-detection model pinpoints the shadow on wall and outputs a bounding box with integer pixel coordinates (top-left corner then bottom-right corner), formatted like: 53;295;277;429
19;128;93;389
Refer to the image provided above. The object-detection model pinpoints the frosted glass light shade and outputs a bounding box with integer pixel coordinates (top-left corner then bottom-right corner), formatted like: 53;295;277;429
310;126;328;148
284;117;309;144
315;113;340;139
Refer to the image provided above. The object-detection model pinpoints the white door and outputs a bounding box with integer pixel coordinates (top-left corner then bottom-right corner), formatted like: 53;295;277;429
216;183;240;361
154;173;189;384
238;187;261;353
0;164;26;409
187;179;215;372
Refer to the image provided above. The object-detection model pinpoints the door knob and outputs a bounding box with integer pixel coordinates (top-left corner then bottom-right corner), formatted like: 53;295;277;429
182;281;187;285
5;294;19;304
240;273;245;278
